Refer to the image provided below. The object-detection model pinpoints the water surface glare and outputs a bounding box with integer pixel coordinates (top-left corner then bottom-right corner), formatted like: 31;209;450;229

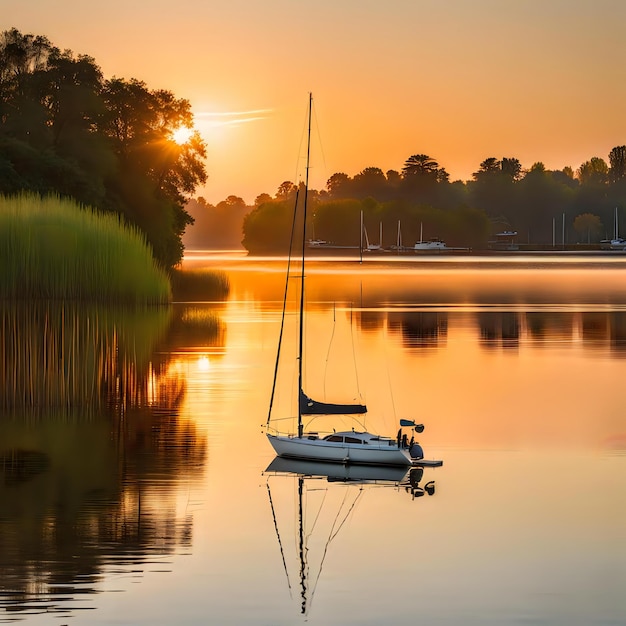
1;255;625;625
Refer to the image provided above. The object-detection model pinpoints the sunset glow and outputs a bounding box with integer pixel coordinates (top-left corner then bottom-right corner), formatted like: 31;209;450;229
6;1;626;203
171;125;193;145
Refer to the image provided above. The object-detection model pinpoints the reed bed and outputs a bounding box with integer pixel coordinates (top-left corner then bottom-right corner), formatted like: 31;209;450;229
170;268;230;301
0;194;171;304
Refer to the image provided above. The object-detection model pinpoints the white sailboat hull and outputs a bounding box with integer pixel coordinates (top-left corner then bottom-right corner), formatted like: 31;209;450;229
267;433;414;466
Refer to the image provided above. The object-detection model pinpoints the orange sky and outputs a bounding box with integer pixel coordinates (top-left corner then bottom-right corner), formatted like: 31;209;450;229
7;1;626;204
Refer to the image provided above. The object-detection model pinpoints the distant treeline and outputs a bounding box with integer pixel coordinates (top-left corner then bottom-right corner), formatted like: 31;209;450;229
0;28;207;269
187;153;626;253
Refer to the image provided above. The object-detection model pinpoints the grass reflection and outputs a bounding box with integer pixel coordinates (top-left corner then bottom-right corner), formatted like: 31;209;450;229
0;301;227;619
0;302;172;414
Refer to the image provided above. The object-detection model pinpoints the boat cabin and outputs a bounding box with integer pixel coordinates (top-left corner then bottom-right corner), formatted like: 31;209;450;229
321;431;396;446
490;230;519;250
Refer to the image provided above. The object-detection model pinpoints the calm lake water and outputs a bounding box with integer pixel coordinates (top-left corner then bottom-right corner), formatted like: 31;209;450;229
1;253;626;625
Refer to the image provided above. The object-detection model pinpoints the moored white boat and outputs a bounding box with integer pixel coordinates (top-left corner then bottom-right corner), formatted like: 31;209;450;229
265;94;440;468
267;430;424;466
414;237;449;251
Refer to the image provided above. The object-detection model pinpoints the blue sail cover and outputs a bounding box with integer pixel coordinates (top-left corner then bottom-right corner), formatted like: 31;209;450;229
299;389;367;415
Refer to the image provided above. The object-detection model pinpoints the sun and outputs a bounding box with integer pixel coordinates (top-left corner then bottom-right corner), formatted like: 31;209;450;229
171;125;194;145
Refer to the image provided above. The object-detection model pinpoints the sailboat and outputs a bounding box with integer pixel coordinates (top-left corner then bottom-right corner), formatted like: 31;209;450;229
265;94;441;468
413;222;470;253
610;207;626;250
363;220;384;252
389;220;403;253
414;222;449;251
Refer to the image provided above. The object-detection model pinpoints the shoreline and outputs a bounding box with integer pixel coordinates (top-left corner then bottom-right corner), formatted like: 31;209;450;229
183;246;626;261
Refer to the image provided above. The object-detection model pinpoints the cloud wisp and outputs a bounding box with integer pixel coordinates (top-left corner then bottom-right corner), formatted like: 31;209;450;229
194;109;273;128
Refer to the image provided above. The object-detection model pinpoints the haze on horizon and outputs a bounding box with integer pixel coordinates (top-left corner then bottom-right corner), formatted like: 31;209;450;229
6;0;626;204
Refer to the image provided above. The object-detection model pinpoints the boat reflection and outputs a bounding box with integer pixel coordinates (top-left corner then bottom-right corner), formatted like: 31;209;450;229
265;456;436;498
264;457;437;617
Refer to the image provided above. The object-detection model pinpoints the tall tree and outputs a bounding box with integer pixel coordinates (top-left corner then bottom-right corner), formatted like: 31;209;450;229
501;157;523;181
577;157;609;185
99;77;206;266
473;157;501;179
275;180;297;200
402;154;441;179
351;166;388;199
326;172;351;199
609;146;626;183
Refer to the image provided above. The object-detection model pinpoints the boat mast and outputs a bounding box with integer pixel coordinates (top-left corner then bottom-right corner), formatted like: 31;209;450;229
297;93;313;439
397;220;401;254
359;210;363;263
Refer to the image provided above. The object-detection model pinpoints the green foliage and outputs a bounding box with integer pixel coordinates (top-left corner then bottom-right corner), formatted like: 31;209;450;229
242;194;492;252
0;28;207;269
573;213;603;243
170;268;230;301
242;199;297;253
183;197;252;249
0;193;171;303
577;157;609;186
315;199;365;246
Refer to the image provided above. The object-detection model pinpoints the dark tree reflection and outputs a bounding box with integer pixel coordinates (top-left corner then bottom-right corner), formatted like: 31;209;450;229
388;311;448;349
477;312;520;349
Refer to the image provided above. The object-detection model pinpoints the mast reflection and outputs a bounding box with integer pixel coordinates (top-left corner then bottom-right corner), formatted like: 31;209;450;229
264;457;438;616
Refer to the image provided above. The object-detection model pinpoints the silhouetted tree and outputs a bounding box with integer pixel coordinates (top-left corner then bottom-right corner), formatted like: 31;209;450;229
609;146;626;183
254;193;272;206
577;157;609;185
275;180;297;201
326;172;351;199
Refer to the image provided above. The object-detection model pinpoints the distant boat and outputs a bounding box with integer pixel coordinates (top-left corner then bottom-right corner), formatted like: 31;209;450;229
601;209;626;250
414;237;449;251
490;230;519;251
610;208;626;250
306;238;328;248
363;220;384;252
389;220;404;253
414;223;468;253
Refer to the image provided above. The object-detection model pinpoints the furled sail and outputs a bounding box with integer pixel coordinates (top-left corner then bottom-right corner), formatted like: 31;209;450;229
299;389;367;415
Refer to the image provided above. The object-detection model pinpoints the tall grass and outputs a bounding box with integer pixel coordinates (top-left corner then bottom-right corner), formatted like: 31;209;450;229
0;193;171;304
169;268;230;301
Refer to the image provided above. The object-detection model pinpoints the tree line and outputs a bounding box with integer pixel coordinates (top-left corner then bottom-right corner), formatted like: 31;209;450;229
0;28;207;268
225;149;626;253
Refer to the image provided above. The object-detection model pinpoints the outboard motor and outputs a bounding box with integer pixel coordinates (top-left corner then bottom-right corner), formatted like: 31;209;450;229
409;467;424;487
409;443;424;460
